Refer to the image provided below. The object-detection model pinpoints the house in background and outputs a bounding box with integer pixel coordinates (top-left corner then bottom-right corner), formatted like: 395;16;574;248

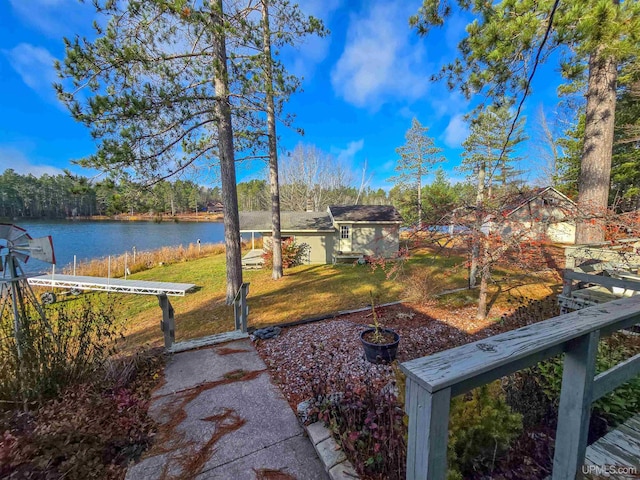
492;186;577;244
239;205;403;265
206;201;224;214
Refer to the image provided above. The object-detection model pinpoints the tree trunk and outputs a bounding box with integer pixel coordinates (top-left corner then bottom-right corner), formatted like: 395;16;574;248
417;165;422;228
470;161;486;288
212;0;243;304
476;240;490;320
262;0;282;280
575;47;617;244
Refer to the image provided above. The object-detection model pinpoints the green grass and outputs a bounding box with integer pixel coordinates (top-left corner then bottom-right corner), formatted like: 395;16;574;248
58;245;558;352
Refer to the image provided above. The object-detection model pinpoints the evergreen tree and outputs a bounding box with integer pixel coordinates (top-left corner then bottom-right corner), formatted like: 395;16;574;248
460;104;525;313
421;168;470;225
556;115;585;199
55;0;255;302
388;118;444;227
411;0;640;243
460;104;527;201
252;0;325;280
557;63;640;211
611;63;640;210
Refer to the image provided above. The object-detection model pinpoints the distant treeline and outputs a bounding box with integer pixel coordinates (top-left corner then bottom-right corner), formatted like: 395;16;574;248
236;179;391;212
0;169;220;218
0;169;392;219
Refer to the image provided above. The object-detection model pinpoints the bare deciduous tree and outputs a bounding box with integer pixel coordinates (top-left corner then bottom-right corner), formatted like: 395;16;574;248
280;143;353;211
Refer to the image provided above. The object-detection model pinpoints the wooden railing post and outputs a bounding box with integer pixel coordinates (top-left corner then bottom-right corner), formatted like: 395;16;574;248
233;283;249;332
552;330;600;480
234;298;241;331
158;293;175;350
405;378;451;480
240;283;249;332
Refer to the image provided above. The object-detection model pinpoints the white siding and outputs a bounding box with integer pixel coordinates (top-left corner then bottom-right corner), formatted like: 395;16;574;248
351;224;400;257
260;232;334;264
547;222;576;244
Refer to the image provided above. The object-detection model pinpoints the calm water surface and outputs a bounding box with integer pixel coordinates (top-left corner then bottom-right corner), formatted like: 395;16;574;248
12;220;226;273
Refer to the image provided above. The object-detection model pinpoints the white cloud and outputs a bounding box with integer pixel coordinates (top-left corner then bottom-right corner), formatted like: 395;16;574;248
443;114;469;148
333;139;365;165
0;147;65;177
331;2;428;109
280;0;342;79
286;36;332;79
5;44;59;102
430;89;468;119
382;160;395;171
9;0;93;37
299;0;343;18
398;106;417;119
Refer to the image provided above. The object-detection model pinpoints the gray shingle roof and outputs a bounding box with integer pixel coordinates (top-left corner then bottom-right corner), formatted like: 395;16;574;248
328;205;403;223
240;211;334;232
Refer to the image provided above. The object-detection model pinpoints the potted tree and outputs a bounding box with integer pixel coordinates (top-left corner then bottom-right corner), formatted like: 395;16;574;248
360;291;400;363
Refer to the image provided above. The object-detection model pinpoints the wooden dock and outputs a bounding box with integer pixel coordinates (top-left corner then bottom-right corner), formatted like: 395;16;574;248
583;414;640;479
242;249;264;269
28;274;196;296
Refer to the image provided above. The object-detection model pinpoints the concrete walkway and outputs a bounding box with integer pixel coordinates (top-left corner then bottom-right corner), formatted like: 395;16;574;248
126;339;328;480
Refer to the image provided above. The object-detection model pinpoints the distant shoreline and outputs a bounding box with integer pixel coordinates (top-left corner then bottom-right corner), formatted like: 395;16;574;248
88;213;224;223
1;213;224;223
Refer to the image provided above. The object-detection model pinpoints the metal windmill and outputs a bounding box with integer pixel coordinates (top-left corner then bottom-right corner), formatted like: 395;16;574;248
0;224;56;358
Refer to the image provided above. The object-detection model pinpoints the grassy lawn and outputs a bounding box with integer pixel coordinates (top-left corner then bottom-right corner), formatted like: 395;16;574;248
71;246;559;352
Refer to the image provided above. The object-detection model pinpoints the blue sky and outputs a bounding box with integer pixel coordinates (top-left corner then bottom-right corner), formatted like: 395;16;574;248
0;0;569;191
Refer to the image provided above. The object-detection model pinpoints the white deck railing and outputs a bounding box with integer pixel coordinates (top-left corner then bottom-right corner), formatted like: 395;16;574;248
400;295;640;480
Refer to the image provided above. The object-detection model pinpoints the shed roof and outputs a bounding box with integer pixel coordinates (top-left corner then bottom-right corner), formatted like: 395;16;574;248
240;211;334;232
328;205;403;223
506;186;576;216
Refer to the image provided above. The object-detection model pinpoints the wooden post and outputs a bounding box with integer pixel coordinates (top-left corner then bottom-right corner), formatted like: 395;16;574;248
405;378;451;480
232;283;250;332
560;268;573;314
158;294;175;350
552;330;600;480
234;294;241;331
240;283;249;332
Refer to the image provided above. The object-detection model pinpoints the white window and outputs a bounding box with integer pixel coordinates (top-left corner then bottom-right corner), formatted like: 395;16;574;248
340;225;350;239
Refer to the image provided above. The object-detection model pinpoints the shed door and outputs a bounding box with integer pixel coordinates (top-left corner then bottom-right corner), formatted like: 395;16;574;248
339;224;352;252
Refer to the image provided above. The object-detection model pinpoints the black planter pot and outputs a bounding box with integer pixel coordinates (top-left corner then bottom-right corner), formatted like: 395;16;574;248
360;328;400;364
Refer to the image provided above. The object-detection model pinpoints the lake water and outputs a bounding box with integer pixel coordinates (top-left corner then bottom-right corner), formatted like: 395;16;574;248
9;219;226;274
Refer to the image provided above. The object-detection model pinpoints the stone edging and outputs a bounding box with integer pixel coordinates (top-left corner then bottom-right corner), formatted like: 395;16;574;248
305;421;360;480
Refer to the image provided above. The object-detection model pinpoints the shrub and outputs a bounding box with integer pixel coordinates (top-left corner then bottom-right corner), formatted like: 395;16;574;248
0;297;122;406
402;267;448;301
262;238;310;269
309;369;406;480
447;383;523;479
309;369;522;480
533;333;640;426
0;349;163;480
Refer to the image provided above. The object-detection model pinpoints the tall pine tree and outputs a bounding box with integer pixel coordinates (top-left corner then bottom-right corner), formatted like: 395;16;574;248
56;0;252;302
411;0;640;242
460;104;526;316
388;118;444;228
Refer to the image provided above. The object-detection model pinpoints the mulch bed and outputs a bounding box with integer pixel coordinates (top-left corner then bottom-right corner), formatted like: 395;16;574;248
255;298;564;480
254;300;542;411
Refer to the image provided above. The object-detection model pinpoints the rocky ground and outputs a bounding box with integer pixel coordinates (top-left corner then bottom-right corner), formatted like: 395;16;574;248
254;299;554;410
